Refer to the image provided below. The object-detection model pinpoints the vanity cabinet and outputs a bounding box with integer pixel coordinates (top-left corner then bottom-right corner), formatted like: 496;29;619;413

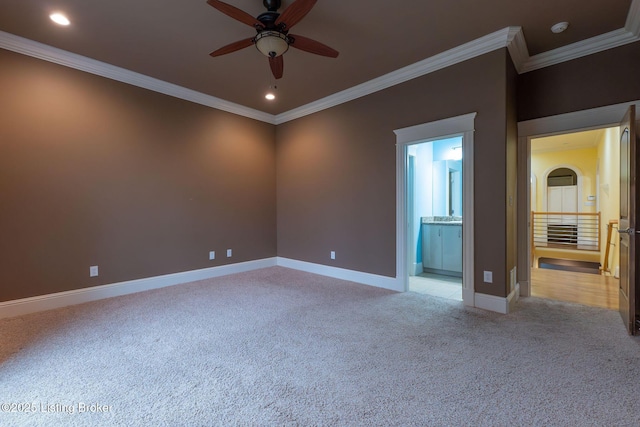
422;224;462;276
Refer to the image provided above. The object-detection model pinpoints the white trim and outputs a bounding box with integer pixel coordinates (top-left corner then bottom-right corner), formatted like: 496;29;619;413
276;258;512;315
626;0;640;36
518;135;532;298
0;258;277;320
508;283;521;312
507;27;530;73
462;288;475;306
518;101;640;137
461;124;476;308
395;139;409;292
276;28;517;124
394;113;476;307
520;28;639;74
412;262;424;276
474;292;511;314
394;113;477;145
276;257;402;292
0;31;275;125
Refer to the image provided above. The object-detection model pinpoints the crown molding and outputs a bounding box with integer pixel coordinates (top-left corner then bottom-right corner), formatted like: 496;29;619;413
519;27;639;74
506;27;529;73
2;0;639;125
0;30;276;124
626;0;640;35
277;1;640;121
275;27;518;124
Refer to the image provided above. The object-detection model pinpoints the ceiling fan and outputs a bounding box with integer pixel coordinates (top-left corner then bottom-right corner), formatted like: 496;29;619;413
207;0;339;79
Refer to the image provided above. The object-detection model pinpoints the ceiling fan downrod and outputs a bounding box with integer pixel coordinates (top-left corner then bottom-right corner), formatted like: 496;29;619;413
263;0;281;12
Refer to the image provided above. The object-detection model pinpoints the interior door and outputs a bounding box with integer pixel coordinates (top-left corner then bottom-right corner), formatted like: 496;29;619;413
618;105;638;335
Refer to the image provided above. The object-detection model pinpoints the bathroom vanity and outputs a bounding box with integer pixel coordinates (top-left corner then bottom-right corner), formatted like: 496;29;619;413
421;217;462;277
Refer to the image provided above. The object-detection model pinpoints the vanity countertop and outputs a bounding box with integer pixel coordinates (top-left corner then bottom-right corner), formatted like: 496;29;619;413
421;216;462;225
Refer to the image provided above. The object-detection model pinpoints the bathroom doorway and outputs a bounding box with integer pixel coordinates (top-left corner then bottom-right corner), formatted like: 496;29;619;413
395;112;475;307
407;136;463;301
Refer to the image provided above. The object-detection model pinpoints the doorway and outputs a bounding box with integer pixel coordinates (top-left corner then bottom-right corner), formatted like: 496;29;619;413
394;112;476;307
529;127;620;309
518;101;640;333
406;137;463;301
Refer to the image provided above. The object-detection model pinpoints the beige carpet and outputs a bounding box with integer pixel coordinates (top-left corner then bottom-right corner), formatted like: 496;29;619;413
1;267;639;426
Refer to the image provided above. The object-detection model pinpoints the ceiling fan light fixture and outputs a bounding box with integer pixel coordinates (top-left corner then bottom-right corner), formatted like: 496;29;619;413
255;31;289;57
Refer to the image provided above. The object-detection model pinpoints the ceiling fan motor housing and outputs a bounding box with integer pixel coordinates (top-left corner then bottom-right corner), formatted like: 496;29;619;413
256;11;282;30
263;0;281;12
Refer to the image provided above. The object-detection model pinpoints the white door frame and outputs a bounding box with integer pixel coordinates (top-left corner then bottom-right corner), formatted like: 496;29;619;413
394;113;476;306
517;100;640;297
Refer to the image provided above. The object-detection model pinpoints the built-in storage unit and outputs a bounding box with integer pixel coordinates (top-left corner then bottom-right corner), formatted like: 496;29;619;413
422;221;462;277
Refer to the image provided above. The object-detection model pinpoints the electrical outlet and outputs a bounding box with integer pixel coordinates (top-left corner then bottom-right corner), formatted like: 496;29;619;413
89;266;99;277
330;251;336;260
483;270;493;283
226;249;232;258
209;251;215;260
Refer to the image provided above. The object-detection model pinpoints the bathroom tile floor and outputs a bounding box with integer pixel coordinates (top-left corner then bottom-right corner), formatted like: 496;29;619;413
409;272;462;301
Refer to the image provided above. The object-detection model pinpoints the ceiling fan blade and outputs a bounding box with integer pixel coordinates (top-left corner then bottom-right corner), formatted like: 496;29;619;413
269;55;284;79
289;34;339;58
275;0;317;30
207;0;264;28
210;38;255;57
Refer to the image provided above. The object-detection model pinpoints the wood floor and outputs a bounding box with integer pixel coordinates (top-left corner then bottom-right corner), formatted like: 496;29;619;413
530;267;619;310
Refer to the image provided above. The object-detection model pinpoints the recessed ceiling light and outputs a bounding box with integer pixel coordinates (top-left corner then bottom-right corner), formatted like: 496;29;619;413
551;22;569;34
265;85;277;101
50;13;70;26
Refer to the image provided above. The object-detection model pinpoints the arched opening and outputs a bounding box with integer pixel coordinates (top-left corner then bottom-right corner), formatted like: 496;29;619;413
541;164;584;213
547;167;577;187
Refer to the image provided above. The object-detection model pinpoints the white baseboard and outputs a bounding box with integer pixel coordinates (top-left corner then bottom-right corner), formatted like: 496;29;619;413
462;287;521;314
276;257;403;292
0;258;278;319
412;262;424;276
2;256;517;319
462;287;475;307
277;258;517;314
474;292;510;314
508;283;520;312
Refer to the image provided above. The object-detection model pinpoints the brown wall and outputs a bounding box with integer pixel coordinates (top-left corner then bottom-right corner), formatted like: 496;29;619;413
0;49;277;302
518;41;640;121
277;49;511;296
